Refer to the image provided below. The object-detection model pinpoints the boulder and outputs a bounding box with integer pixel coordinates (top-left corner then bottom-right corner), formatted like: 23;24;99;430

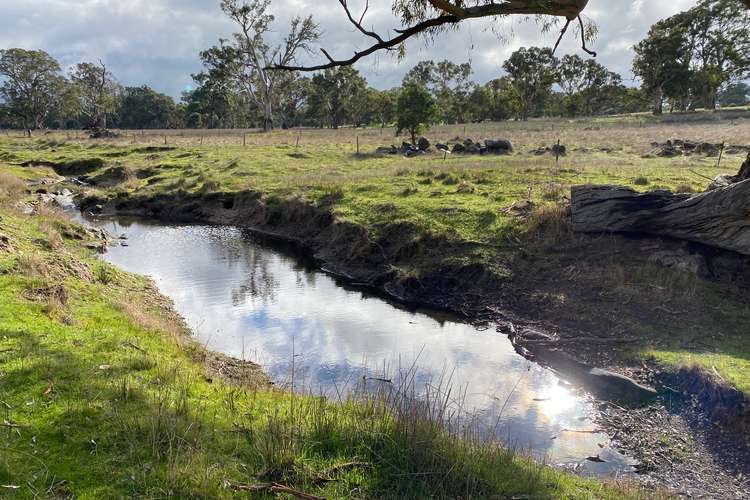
485;139;513;154
435;143;449;152
452;143;466;153
375;146;398;155
417;137;430;151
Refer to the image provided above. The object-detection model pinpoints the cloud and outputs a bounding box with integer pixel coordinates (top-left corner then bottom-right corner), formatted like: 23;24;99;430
0;0;698;98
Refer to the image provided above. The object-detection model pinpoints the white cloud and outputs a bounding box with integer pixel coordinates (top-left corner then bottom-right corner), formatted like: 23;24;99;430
0;0;699;97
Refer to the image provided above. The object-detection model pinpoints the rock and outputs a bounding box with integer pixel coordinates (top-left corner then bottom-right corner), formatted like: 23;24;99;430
656;145;683;157
696;142;719;157
463;138;475;147
531;147;547;156
648;249;710;277
503;200;535;218
707;174;735;191
88;128;119;139
452;143;466;153
417;137;430;151
466;144;481;154
0;233;12;252
375;146;398;155
436;143;449;152
485;139;513;154
401;141;413;151
404;149;422;158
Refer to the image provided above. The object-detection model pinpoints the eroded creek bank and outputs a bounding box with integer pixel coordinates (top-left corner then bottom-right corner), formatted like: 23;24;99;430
43;181;750;496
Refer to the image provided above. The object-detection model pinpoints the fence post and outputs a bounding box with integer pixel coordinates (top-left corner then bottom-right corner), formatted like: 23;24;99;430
717;141;725;168
356;135;359;154
555;138;561;165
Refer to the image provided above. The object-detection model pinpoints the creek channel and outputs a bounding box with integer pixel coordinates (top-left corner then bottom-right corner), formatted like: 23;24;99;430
73;209;636;477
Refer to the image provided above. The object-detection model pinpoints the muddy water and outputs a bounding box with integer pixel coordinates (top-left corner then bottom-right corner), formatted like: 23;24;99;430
83;216;635;476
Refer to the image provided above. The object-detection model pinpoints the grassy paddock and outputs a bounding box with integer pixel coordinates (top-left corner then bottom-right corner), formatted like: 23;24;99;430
0;183;655;498
1;114;749;398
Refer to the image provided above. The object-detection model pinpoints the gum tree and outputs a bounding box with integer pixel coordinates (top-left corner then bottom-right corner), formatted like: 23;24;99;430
69;61;119;129
0;48;66;132
396;80;436;144
208;0;319;131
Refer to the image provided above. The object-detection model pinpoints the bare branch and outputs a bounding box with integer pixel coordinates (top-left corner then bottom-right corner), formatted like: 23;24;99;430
272;0;591;71
339;0;384;43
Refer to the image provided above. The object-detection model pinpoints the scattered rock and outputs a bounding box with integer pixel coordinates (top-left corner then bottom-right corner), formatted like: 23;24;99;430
435;143;449;152
0;233;12;252
417;137;430;151
375;145;399;155
88;128;120;139
646;139;729;158
503;200;535;218
452;143;466;153
707;174;736;191
485;139;513;154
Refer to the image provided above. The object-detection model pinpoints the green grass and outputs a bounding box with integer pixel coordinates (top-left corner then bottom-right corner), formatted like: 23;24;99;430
0;188;651;497
2;115;750;401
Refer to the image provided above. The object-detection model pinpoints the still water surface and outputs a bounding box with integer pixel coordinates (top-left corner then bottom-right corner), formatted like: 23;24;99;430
84;216;635;476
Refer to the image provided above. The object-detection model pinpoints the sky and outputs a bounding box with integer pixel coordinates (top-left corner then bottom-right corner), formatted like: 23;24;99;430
0;0;698;99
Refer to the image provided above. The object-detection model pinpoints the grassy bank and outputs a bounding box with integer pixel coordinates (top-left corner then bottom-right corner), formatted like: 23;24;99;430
0;172;652;498
1;116;749;403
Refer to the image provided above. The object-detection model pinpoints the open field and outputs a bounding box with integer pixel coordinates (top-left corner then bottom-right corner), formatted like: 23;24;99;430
0;157;654;498
2;114;750;401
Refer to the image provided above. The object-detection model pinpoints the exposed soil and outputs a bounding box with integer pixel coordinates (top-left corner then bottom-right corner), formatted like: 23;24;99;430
68;184;750;497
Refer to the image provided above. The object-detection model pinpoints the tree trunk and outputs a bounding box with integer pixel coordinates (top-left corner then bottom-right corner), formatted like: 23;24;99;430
652;86;663;115
570;178;750;256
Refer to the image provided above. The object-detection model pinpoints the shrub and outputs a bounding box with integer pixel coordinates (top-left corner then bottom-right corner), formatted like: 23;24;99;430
633;176;649;186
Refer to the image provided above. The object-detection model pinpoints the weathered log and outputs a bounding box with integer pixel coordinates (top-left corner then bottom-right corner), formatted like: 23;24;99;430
571;179;750;256
737;152;750;182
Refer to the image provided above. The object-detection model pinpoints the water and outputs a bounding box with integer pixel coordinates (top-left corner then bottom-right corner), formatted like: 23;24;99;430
81;215;635;476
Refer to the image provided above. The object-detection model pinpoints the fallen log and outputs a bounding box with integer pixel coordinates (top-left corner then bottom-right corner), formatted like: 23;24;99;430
571;178;750;256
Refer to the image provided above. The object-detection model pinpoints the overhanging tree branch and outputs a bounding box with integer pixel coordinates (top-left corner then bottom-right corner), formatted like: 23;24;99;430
272;0;590;71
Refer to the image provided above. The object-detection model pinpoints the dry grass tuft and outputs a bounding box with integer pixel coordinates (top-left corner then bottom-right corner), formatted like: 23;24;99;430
16;251;50;277
526;203;572;247
0;172;26;203
674;183;696;194
116;298;185;345
540;182;567;201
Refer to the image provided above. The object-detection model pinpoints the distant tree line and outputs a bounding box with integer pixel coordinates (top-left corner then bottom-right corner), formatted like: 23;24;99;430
0;0;747;132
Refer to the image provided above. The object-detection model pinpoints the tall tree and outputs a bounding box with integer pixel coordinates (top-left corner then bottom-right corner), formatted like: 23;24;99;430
214;0;318;131
117;86;183;129
687;0;750;109
633;16;692;115
558;55;622;116
306;66;366;128
69;61;119;128
0;49;66;132
503;47;557;121
719;82;750;107
396;81;436;144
